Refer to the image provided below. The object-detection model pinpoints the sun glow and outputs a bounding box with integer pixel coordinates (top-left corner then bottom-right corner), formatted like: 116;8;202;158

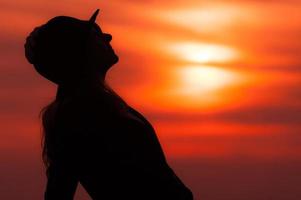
146;65;245;111
159;5;250;33
174;65;240;95
169;42;239;63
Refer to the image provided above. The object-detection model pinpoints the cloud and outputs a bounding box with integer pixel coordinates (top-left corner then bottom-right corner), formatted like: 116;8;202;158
145;103;301;125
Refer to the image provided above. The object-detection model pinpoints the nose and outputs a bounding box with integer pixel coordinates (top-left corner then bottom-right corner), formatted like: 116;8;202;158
103;33;112;42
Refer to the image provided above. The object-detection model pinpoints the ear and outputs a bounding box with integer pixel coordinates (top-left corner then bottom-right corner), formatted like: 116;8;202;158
89;9;100;23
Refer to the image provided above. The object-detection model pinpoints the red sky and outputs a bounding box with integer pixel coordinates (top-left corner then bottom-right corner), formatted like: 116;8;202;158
0;0;301;199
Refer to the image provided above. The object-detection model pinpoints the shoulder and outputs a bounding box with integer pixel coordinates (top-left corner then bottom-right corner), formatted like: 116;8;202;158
89;90;128;118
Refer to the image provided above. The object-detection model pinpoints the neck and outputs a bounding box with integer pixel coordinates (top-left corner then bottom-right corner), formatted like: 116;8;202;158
56;74;107;100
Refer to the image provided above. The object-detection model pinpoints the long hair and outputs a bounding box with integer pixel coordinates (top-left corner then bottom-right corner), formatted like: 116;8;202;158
40;82;127;170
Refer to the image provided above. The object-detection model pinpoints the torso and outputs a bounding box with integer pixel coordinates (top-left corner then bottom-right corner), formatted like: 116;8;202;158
50;89;192;200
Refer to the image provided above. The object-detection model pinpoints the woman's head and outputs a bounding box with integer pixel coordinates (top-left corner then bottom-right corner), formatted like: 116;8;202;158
24;10;118;85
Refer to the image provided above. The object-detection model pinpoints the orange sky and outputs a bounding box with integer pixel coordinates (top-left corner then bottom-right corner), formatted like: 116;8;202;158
1;0;301;199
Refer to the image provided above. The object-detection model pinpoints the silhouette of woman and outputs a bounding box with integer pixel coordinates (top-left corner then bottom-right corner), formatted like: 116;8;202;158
24;10;193;200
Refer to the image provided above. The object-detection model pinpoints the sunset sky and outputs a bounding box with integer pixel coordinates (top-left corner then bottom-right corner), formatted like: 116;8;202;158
0;0;301;199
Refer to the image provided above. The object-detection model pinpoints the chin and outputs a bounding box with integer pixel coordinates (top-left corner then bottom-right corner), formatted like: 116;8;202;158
103;54;118;70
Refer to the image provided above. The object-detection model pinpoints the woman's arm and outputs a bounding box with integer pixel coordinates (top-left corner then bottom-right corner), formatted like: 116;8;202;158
44;162;78;200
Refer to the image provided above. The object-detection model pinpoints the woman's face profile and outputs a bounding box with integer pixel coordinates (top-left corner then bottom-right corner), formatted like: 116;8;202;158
87;24;119;74
24;12;119;84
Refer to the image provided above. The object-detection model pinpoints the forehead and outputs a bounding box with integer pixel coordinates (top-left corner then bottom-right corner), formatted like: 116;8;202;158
92;23;103;33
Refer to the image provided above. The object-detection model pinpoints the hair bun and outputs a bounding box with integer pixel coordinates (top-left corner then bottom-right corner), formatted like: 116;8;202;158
24;27;41;64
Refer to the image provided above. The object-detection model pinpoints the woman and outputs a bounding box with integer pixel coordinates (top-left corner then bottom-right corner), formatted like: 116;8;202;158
24;9;193;200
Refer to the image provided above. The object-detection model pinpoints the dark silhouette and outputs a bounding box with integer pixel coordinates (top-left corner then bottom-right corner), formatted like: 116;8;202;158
24;9;193;200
